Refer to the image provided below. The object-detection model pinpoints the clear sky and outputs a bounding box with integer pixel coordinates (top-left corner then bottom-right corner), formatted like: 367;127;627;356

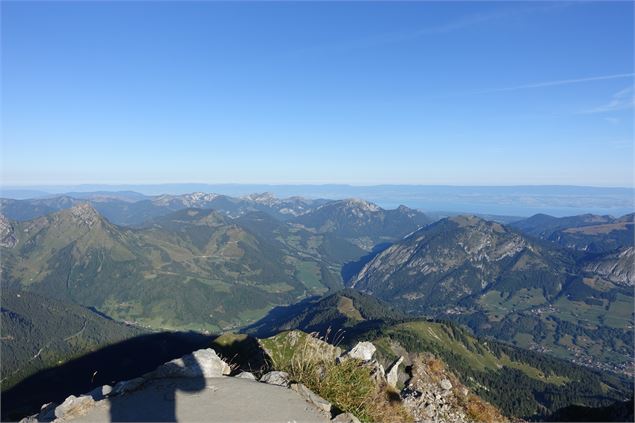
1;1;633;187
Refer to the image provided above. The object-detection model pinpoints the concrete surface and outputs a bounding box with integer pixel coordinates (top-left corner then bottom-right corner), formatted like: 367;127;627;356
71;376;330;422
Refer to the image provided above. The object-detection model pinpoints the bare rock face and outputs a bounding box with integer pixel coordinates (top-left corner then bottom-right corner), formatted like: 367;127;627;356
151;348;231;379
70;203;100;227
583;247;634;286
0;214;17;248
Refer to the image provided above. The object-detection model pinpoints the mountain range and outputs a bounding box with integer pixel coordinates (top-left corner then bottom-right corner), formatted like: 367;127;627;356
1;191;633;421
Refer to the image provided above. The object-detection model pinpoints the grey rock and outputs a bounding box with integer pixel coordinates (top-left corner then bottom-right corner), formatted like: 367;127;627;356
35;402;57;422
367;359;386;385
331;412;362;423
54;395;95;420
260;371;290;387
440;379;453;390
385;356;404;388
112;377;146;396
151;348;231;379
0;215;17;248
291;383;332;415
344;341;376;361
88;384;112;400
235;371;257;380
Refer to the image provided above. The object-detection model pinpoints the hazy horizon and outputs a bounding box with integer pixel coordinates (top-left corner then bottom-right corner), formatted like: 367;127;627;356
2;183;633;217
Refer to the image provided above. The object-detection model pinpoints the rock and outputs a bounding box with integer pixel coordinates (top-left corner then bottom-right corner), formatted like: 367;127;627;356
332;412;362;423
291;383;332;415
34;402;57;422
151;348;231;379
440;379;453;390
88;384;112;400
112;377;146;396
367;359;386;385
236;371;257;380
54;395;95;420
260;371;290;387
385;356;404;388
424;403;436;418
0;215;17;248
343;341;376;361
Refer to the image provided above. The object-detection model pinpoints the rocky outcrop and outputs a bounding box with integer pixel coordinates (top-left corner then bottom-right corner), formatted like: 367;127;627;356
0;214;17;248
68;204;100;227
583;247;634;286
400;353;506;423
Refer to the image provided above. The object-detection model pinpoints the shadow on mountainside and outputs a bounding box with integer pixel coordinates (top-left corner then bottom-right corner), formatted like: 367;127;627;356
340;242;391;283
240;296;321;338
1;331;214;421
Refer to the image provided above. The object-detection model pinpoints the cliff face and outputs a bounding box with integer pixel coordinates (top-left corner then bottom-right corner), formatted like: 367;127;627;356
582;247;634;286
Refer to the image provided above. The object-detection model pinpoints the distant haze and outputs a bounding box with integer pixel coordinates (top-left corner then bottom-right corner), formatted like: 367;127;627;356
1;184;633;218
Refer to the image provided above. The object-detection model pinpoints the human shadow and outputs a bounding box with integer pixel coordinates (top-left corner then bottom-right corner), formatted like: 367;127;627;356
108;353;205;422
1;331;213;422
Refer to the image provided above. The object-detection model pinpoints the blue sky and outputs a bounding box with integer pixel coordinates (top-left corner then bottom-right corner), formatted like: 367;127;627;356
1;1;633;187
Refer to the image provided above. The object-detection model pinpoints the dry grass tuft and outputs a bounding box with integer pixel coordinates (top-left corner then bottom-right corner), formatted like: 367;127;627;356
264;331;412;423
466;394;507;423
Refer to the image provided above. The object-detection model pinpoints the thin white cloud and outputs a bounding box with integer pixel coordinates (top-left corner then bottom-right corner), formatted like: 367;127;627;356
471;73;635;95
583;86;635;114
289;3;568;55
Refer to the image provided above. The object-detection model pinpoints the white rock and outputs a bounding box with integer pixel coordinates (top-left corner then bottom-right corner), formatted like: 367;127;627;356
440;379;453;390
54;395;95;420
385;356;404;388
332;412;362;423
260;371;290;387
235;371;257;380
88;384;112;400
152;348;231;379
344;342;376;361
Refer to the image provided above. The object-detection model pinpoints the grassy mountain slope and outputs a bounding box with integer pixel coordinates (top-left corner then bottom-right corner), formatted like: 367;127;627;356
0;206;355;331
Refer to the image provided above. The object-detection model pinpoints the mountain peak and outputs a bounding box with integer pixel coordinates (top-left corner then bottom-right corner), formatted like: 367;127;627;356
339;198;381;212
243;192;276;202
67;203;101;227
